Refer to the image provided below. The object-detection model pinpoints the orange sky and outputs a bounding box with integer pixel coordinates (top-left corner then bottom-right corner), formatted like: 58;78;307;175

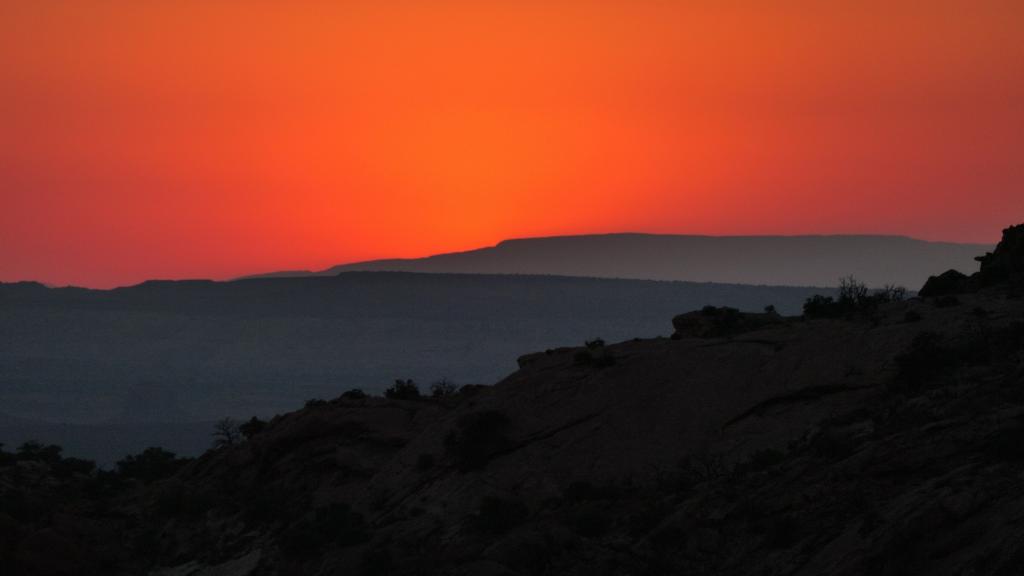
1;1;1022;288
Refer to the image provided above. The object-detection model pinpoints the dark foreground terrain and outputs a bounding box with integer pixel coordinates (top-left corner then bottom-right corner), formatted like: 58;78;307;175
1;225;1022;576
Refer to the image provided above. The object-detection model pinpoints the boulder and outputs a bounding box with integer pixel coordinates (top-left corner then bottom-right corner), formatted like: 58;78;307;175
919;223;1024;296
919;269;970;298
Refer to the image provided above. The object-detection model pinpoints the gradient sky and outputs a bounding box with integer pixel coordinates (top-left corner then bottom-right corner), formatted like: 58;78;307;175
2;1;1022;288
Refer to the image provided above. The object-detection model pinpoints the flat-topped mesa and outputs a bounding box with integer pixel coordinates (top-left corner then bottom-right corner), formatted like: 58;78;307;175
671;305;785;339
920;223;1024;297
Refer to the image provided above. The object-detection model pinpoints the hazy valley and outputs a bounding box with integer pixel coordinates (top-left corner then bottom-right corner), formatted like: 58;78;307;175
1;272;830;464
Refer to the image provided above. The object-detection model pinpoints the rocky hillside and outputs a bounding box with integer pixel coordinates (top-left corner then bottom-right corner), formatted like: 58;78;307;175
2;225;1023;576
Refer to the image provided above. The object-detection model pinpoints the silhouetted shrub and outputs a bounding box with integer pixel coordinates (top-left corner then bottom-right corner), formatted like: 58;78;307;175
475;495;528;534
3;441;95;477
805;276;904;318
430;379;459;398
574;340;616;368
51;457;96;479
803;295;841;318
212;417;241;448
116;447;189;483
239;416;267;439
385;379;421;400
674;305;784;339
904;310;923;323
16;441;63;463
935;295;961;308
764;304;777;314
877;284;909;303
839;275;870;304
445;410;512;470
703;306;741;330
340;388;367;400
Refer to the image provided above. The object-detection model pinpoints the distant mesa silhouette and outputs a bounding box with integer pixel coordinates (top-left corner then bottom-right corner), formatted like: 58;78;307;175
242;233;991;289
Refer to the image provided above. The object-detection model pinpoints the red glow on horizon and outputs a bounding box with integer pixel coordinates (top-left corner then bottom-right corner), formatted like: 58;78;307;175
1;1;1022;288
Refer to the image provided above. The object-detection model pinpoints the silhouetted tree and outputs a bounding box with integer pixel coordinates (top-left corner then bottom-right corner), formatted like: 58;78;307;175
117;447;188;483
16;441;62;463
212;417;241;448
385;379;421;400
879;284;908;302
52;457;96;478
239;416;267;439
430;379;458;398
804;276;903;318
803;294;838;318
838;276;869;306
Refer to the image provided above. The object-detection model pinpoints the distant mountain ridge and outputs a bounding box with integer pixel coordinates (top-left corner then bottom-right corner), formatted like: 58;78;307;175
243;233;991;288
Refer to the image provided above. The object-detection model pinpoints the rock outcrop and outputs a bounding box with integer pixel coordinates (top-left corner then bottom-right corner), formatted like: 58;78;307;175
921;223;1024;296
977;223;1024;287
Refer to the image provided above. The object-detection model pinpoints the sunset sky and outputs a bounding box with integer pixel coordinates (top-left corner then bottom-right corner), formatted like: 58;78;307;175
2;1;1022;288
